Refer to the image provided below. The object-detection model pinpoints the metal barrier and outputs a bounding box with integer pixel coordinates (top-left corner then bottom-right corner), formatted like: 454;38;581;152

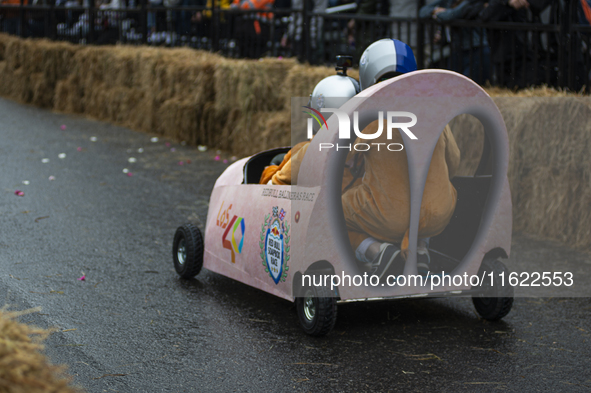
0;0;589;91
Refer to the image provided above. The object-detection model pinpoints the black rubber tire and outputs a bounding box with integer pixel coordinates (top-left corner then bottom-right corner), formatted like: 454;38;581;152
172;224;204;279
296;285;337;336
472;259;514;321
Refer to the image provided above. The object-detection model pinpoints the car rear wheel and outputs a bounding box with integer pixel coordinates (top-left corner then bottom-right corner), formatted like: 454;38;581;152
472;259;513;321
172;224;203;279
296;285;337;336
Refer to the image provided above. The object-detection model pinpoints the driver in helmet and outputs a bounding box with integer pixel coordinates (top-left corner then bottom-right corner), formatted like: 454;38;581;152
343;39;460;280
262;39;460;281
259;56;360;186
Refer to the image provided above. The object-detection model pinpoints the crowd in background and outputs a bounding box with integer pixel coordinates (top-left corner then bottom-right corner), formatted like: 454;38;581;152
1;0;591;90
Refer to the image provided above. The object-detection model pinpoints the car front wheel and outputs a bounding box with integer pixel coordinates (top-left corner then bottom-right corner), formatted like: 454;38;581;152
172;224;203;279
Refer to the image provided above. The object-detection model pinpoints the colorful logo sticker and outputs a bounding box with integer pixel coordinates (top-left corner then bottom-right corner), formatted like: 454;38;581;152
260;206;290;284
218;201;245;263
302;106;329;130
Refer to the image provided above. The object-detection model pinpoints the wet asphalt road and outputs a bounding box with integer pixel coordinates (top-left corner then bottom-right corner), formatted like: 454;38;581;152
0;96;590;393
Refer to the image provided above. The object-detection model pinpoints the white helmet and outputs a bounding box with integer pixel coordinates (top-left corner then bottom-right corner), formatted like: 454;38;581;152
359;39;417;90
306;74;360;136
309;74;361;111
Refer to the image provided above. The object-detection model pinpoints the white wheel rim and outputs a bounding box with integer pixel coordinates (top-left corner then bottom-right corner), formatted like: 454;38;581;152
177;238;187;265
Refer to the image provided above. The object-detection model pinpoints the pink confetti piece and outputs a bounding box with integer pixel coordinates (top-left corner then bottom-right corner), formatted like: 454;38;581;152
14;190;24;197
214;155;220;161
165;142;171;147
48;176;55;181
170;148;176;152
77;147;82;152
127;172;133;177
223;159;228;164
78;275;86;281
178;161;185;166
60;125;67;130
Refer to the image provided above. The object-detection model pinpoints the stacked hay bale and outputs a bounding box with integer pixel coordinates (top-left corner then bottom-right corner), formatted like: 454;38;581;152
0;35;78;107
0;308;82;393
212;57;297;155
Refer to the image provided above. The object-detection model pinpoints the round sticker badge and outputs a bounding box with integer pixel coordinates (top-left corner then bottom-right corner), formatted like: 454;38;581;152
260;206;290;284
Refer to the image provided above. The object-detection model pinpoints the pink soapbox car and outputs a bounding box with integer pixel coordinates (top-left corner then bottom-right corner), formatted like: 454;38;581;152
172;70;514;336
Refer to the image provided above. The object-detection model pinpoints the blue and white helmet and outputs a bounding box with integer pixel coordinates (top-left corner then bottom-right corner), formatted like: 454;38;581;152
359;39;417;90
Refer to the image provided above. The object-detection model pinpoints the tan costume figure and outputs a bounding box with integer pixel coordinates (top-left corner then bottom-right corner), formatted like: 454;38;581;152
342;122;459;255
259;122;460;258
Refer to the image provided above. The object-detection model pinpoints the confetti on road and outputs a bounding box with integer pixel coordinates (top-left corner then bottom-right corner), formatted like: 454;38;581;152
198;145;207;152
170;148;176;152
128;157;137;163
41;158;50;163
214;155;220;161
122;168;129;173
187;159;191;164
78;275;86;281
60;125;67;130
126;172;133;177
223;159;228;164
58;153;66;159
231;156;237;161
48;176;55;181
14;190;24;197
165;142;171;147
178;161;184;166
151;137;159;143
138;148;144;153
77;147;82;152
22;180;30;185
90;136;97;142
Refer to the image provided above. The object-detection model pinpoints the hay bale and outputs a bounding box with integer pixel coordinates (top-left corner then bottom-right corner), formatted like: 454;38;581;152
509;98;591;249
40;40;78;85
30;72;54;108
0;33;18;61
214;57;297;114
155;98;200;143
12;68;33;103
54;76;84;114
0;308;82;393
0;61;13;97
127;94;159;133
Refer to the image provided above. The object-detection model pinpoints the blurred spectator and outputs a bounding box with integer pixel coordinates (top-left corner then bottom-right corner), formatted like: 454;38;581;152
193;0;230;40
347;0;389;62
578;0;591;24
281;0;327;63
232;0;274;58
389;0;420;48
147;0;166;43
271;0;291;55
478;0;553;88
1;0;28;35
420;0;490;84
96;0;122;44
177;0;197;39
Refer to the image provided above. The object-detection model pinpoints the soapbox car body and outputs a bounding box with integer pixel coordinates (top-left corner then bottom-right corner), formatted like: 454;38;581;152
172;70;514;336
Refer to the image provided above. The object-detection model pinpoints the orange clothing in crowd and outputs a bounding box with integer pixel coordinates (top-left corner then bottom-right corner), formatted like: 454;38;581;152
231;0;274;33
1;0;28;17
